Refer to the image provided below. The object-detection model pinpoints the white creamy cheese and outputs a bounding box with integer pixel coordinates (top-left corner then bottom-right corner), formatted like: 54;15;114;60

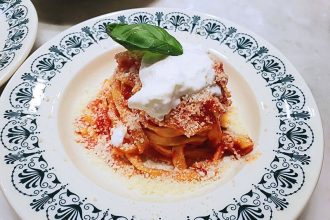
109;124;127;147
208;85;222;96
127;43;218;120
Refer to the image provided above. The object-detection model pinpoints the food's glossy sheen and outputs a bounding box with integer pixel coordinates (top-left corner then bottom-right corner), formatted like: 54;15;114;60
128;43;217;120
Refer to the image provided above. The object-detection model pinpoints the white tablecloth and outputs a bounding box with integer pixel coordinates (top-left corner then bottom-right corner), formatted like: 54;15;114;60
1;0;329;219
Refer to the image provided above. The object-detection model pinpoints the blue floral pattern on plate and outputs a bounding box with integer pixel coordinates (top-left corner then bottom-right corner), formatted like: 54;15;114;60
0;0;36;85
0;9;321;220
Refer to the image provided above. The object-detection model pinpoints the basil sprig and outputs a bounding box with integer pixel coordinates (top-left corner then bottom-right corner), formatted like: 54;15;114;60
106;23;183;56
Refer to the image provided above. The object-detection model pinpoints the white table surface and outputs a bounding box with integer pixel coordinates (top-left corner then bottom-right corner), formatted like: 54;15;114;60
0;0;329;219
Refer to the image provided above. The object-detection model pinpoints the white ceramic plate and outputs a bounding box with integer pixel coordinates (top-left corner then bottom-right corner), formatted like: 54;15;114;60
0;0;38;86
0;8;323;220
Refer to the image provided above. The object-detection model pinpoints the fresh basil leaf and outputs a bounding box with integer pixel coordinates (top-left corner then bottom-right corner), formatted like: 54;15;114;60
142;51;168;65
106;23;183;56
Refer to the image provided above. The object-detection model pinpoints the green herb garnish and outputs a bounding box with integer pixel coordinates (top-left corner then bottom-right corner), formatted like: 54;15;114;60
106;23;183;56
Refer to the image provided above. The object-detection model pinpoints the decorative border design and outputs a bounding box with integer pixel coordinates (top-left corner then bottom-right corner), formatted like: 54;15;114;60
0;0;30;72
0;10;315;220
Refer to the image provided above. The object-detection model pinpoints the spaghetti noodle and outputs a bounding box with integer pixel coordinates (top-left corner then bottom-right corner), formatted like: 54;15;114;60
75;51;253;181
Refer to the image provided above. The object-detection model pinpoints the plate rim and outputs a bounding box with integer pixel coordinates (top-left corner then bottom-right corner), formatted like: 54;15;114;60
0;7;324;220
0;0;38;86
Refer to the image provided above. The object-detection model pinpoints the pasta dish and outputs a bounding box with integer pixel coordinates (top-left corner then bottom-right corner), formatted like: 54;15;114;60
75;51;253;181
